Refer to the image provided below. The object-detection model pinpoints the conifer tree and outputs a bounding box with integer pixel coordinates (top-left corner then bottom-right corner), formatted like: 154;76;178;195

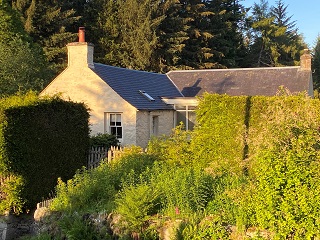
245;0;305;67
10;0;82;73
208;0;247;68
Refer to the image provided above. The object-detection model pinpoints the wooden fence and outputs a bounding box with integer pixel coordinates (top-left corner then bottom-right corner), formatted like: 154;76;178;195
87;145;123;169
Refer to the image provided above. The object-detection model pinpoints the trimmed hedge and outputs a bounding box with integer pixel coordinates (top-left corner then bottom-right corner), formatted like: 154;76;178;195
0;92;90;213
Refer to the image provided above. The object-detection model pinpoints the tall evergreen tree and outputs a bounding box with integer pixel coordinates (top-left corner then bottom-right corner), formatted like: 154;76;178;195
270;0;305;65
245;0;306;67
10;0;82;73
116;0;163;70
155;0;247;71
312;36;320;92
0;1;51;97
208;0;247;68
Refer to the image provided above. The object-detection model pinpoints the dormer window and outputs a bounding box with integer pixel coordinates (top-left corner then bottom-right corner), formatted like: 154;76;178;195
139;90;155;101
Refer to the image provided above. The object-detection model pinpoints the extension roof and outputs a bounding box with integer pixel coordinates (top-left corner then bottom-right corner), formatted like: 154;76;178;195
167;66;312;97
92;63;183;110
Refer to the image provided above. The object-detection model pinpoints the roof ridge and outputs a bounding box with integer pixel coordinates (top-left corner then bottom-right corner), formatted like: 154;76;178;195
93;63;165;76
167;66;300;74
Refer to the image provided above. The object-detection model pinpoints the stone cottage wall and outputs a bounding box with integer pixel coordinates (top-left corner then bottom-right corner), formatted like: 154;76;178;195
136;110;175;148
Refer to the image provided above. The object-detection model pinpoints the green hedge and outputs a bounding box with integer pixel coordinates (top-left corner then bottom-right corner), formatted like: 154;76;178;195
0;92;90;213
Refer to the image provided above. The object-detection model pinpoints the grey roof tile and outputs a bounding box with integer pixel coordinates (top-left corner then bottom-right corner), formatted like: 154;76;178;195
92;63;183;110
167;67;312;97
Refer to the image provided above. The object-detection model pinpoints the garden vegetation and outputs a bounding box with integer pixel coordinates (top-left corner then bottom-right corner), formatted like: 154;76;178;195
27;92;320;239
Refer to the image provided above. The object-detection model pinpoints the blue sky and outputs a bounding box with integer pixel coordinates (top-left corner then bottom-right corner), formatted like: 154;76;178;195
242;0;319;49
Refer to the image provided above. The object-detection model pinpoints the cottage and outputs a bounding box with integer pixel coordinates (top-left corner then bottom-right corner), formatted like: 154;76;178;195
41;28;187;148
41;28;313;148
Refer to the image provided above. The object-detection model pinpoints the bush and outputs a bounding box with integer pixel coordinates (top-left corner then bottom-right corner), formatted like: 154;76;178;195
0;92;90;213
50;148;158;213
89;133;119;148
246;97;320;239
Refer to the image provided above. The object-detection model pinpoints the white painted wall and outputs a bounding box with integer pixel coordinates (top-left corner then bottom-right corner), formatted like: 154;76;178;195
40;43;138;146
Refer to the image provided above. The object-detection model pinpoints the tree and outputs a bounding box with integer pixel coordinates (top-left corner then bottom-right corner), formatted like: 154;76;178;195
155;0;248;71
208;0;248;68
312;36;320;92
270;0;305;65
245;0;306;67
10;0;82;73
0;1;51;97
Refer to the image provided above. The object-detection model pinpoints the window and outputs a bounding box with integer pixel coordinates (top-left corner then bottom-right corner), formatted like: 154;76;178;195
175;105;196;131
106;113;122;139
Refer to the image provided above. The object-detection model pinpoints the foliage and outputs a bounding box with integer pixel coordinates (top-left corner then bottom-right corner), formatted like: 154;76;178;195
246;96;320;239
50;148;157;213
312;35;320;91
25;94;320;239
115;184;161;237
147;125;193;166
89;133;119;148
244;0;305;67
191;93;247;173
0;175;25;214
0;1;51;97
11;0;82;73
58;212;105;240
0;92;90;213
175;214;231;240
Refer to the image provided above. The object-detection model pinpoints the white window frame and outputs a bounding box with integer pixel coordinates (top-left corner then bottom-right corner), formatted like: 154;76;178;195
175;105;196;131
105;112;123;142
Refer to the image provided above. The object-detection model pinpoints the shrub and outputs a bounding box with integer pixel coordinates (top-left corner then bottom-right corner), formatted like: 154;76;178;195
50;148;158;213
89;133;119;148
147;125;193;166
246;96;320;239
0;92;90;213
175;214;231;240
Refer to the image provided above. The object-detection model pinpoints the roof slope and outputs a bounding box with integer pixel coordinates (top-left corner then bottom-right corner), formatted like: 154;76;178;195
167;67;312;97
92;63;182;110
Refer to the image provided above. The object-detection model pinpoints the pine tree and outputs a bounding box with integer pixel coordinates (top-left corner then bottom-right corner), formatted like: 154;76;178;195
155;0;247;71
270;0;305;65
153;0;191;72
245;0;306;67
208;0;247;68
10;0;82;73
117;0;163;70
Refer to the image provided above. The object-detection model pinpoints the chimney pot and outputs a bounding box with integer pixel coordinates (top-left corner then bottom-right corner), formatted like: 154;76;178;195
79;27;85;42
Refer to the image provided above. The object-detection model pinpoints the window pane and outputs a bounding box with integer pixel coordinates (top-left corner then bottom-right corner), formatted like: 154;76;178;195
110;126;117;136
188;106;197;110
187;111;196;130
117;127;122;138
110;114;116;126
176;111;186;129
116;114;121;123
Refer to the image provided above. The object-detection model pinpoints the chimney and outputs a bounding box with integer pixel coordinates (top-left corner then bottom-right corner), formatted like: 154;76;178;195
300;49;311;71
66;27;94;69
79;27;85;42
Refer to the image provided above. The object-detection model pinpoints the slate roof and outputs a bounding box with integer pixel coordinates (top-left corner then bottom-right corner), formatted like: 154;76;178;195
92;63;183;110
167;67;312;97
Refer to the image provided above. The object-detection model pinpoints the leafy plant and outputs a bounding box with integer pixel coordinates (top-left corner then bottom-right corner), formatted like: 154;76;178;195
89;133;119;148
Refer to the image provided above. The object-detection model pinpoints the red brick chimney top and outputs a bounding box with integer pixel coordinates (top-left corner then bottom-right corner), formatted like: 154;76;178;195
79;27;85;42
